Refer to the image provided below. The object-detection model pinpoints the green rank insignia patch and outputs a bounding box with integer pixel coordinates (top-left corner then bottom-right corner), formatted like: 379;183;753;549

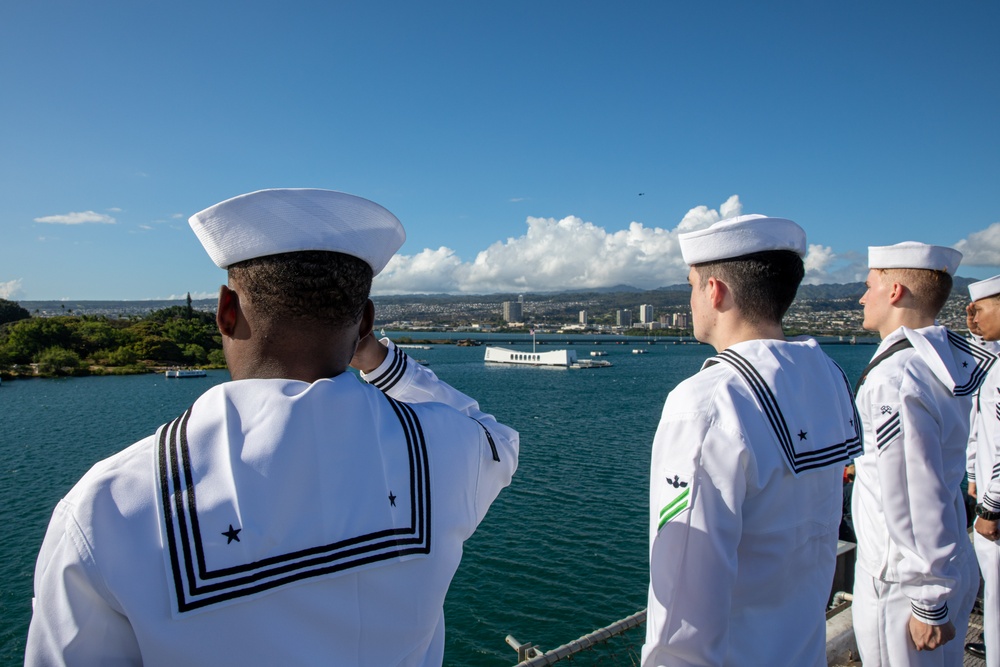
657;473;692;532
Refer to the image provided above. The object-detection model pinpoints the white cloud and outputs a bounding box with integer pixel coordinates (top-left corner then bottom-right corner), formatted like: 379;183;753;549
377;247;464;294
372;195;746;295
34;211;116;225
803;244;836;285
171;213;184;219
954;222;1000;266
108;207;123;213
0;279;24;299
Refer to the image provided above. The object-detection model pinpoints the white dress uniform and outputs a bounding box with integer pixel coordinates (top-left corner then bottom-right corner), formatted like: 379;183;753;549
25;340;518;666
972;357;1000;667
643;337;861;667
852;325;992;667
967;336;1000;494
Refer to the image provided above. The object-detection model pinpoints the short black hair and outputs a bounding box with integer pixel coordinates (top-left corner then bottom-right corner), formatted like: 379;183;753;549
228;250;373;328
695;250;804;324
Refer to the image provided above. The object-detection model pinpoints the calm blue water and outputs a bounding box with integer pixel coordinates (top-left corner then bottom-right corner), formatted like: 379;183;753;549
0;342;874;665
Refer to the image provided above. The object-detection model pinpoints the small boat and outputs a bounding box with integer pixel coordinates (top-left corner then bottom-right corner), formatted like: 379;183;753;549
632;349;648;354
164;369;207;378
590;350;608;357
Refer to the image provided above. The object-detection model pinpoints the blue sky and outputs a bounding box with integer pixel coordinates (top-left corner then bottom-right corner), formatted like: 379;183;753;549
2;1;999;300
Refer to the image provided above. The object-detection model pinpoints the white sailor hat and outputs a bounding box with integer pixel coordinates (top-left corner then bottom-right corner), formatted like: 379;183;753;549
867;242;961;276
678;214;806;265
189;188;406;275
969;275;1000;302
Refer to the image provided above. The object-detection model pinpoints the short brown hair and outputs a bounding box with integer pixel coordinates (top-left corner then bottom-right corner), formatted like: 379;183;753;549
228;250;373;328
695;250;804;324
876;268;952;315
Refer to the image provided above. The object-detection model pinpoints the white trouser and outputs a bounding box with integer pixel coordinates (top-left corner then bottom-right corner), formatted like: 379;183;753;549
974;533;1000;667
853;558;978;667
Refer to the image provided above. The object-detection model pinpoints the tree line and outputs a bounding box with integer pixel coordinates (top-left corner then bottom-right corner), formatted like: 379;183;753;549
0;297;224;378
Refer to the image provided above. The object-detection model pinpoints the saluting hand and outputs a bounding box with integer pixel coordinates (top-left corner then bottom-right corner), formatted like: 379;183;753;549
350;332;389;374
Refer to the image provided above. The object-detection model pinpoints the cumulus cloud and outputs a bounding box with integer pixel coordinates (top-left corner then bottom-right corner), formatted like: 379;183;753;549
34;211;116;225
372;195;746;295
954;222;1000;266
0;279;24;299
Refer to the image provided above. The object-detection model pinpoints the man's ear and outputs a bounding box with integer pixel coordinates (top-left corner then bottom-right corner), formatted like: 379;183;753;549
888;282;906;305
217;285;239;337
358;299;375;339
707;277;728;309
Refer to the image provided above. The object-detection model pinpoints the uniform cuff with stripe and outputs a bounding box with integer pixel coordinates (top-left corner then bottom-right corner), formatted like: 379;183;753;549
911;601;949;626
360;339;410;393
983;493;1000;513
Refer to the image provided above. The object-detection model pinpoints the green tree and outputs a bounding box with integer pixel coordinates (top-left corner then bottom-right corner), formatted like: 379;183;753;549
0;317;75;363
73;319;126;356
183;344;208;364
0;299;30;326
37;346;81;376
130;335;183;363
207;349;227;367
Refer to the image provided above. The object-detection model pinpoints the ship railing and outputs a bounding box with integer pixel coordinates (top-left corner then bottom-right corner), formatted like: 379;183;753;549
507;609;646;666
506;540;861;666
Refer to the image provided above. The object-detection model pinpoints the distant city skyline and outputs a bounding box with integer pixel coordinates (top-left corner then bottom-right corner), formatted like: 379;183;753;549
2;2;998;300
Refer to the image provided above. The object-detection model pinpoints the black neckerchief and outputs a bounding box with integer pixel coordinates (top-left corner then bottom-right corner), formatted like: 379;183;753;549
854;338;914;396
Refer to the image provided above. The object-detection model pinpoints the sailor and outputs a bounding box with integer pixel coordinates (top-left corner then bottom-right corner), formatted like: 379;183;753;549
25;188;519;666
642;215;861;666
851;242;989;666
964;275;1000;666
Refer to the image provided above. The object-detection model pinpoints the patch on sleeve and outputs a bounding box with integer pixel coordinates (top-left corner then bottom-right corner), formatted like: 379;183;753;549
656;472;693;532
872;403;901;453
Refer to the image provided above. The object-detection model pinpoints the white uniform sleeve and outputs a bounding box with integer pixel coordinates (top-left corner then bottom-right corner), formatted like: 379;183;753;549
982;396;1000;514
644;406;747;667
360;339;519;521
25;501;142;666
871;373;961;625
968;408;979;483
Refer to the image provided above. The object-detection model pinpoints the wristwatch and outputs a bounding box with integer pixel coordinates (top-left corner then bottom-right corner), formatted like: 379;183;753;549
975;503;1000;521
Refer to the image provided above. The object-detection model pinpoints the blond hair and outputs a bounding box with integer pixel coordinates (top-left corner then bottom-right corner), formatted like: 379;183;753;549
876;268;953;314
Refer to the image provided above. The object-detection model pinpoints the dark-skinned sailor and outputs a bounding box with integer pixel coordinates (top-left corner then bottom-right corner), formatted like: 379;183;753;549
26;189;518;666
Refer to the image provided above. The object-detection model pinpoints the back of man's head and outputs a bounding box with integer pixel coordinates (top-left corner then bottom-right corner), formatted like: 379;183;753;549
695;249;805;324
876;267;953;316
866;242;961;318
229;250;373;329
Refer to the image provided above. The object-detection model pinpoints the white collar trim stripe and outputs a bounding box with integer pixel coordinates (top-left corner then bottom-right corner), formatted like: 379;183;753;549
157;396;431;615
712;349;862;474
945;330;996;396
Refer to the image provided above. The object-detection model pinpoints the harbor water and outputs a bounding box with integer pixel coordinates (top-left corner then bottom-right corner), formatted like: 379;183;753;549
0;339;874;665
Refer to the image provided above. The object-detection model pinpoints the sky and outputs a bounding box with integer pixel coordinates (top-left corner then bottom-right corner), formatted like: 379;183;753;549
2;1;999;301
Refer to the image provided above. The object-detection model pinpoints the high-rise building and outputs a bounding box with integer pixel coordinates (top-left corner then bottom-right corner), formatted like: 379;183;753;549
502;300;523;323
639;304;654;324
579;310;588;325
672;312;690;329
616;309;632;327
